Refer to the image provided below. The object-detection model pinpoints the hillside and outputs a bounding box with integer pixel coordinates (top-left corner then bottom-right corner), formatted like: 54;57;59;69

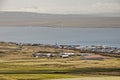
0;11;120;27
0;41;120;80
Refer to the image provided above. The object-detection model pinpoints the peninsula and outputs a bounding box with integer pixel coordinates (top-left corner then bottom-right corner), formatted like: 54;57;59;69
0;11;120;28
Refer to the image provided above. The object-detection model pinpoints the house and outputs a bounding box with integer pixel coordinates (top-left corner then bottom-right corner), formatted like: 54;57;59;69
59;53;75;57
32;53;53;58
59;45;80;49
81;55;104;60
60;54;69;58
64;53;75;56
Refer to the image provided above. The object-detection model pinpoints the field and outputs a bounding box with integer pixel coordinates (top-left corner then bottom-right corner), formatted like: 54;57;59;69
0;42;120;80
51;77;120;80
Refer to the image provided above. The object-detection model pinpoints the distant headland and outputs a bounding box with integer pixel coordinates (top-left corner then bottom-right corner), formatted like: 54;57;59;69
0;11;120;28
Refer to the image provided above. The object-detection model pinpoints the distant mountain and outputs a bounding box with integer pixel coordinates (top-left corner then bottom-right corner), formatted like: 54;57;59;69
0;11;120;28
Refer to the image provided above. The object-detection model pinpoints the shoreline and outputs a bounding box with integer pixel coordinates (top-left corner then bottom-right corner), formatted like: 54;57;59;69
0;41;120;58
0;25;120;28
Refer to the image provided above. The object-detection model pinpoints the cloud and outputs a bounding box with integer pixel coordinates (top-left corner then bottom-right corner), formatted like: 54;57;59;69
0;0;4;8
91;2;120;13
18;7;49;13
0;0;120;14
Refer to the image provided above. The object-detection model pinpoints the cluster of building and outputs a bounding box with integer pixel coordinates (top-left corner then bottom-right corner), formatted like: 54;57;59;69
32;52;104;60
32;53;53;58
32;44;120;59
32;52;75;58
82;45;120;54
2;41;119;58
53;44;120;55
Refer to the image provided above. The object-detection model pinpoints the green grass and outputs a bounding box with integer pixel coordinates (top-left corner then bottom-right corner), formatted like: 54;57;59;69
50;77;120;80
0;57;120;80
0;74;78;80
0;74;120;80
0;42;120;80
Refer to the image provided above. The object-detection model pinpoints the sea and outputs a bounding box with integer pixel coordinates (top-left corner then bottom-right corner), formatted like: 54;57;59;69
0;27;120;48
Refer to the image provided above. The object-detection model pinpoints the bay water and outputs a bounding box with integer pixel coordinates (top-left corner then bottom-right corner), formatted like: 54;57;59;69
0;27;120;47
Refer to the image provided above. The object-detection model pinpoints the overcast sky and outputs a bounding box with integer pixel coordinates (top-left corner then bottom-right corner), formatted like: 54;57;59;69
0;0;120;14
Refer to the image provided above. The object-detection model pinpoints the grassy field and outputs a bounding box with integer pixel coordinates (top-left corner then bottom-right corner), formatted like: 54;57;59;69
0;42;120;80
0;56;120;80
51;77;120;80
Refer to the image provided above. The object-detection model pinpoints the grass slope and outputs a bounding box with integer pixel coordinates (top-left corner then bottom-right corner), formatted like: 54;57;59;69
0;42;120;80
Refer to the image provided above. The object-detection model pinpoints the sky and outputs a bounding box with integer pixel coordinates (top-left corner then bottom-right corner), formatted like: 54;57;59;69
0;0;120;14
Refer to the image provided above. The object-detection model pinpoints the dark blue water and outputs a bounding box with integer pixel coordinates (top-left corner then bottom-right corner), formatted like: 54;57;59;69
0;27;120;47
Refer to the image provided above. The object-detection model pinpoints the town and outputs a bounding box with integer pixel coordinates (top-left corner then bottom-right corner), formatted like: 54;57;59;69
1;41;120;59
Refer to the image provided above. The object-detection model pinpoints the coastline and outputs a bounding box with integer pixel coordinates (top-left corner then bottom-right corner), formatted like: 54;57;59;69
0;11;120;28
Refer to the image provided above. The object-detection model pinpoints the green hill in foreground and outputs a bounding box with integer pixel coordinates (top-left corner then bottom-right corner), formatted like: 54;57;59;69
0;42;120;80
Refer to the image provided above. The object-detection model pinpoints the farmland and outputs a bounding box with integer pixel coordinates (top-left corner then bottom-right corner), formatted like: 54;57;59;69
0;42;120;80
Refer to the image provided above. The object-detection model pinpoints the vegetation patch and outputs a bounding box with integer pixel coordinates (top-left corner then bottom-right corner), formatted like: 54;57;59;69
0;42;119;80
